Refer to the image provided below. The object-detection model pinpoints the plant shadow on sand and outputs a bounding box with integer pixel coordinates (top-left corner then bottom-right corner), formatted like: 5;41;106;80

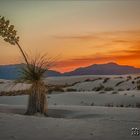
0;106;103;119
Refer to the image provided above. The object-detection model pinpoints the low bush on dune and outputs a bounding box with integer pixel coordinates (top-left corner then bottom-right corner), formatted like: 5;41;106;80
103;78;110;83
136;103;140;108
120;104;124;107
114;76;123;79
48;86;64;93
111;91;118;94
71;81;81;86
125;104;132;108
99;91;106;94
137;85;140;90
132;81;135;84
92;84;104;91
131;95;135;97
0;90;29;96
66;88;77;92
137;80;140;90
89;102;94;106
104;87;113;91
105;103;114;107
127;76;132;79
115;81;125;87
118;88;124;91
84;78;102;83
134;76;140;80
84;78;92;82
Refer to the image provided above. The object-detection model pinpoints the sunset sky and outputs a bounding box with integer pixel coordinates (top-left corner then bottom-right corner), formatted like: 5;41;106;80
0;0;140;72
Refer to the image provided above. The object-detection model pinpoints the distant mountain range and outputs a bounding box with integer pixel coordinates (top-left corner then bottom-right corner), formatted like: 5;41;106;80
0;62;140;79
0;64;61;80
63;62;140;76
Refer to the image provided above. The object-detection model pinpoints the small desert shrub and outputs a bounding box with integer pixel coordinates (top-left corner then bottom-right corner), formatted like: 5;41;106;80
115;76;123;79
47;96;50;98
126;104;132;108
104;87;113;91
132;81;135;84
99;91;105;94
0;81;4;84
71;81;81;86
134;76;140;80
115;81;125;87
84;78;91;82
137;85;140;90
131;95;135;97
93;84;104;91
0;90;29;96
80;101;84;104
118;88;124;91
85;78;102;83
127;76;132;79
105;103;113;107
120;104;124;107
124;93;127;95
103;78;110;83
48;87;64;93
66;88;77;92
90;102;94;106
111;91;118;94
137;80;140;90
136;103;140;108
127;88;130;91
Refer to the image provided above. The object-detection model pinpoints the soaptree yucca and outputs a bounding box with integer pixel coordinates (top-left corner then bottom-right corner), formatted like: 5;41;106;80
0;16;53;115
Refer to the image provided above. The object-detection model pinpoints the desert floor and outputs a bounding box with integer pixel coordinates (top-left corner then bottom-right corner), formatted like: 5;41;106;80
0;75;140;140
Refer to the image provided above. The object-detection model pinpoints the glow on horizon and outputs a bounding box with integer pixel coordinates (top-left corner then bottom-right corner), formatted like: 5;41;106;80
0;0;140;72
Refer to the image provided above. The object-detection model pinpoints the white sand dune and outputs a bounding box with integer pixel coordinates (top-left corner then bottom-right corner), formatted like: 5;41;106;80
0;74;140;92
0;75;140;140
0;105;140;140
0;90;140;107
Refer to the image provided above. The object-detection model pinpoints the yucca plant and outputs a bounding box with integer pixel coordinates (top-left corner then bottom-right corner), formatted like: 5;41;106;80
20;55;54;115
0;16;52;115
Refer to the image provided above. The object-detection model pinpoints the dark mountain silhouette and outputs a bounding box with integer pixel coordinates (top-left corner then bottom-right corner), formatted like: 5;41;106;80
0;62;140;79
63;62;140;76
0;64;61;80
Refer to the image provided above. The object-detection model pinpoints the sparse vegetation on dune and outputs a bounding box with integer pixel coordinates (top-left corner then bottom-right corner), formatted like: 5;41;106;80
111;91;118;94
92;84;104;91
103;78;110;83
66;88;77;92
47;85;65;93
136;102;140;108
134;76;140;80
137;80;140;90
0;90;29;96
115;81;125;87
104;87;113;91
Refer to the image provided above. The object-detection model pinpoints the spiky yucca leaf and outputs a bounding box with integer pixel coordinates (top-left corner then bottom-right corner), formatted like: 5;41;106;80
19;54;55;83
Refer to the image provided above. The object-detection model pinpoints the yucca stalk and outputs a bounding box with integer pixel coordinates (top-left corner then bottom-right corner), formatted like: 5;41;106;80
0;16;29;65
0;16;51;115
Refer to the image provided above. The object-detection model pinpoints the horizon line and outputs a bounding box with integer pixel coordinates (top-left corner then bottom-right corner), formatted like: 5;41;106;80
0;61;140;73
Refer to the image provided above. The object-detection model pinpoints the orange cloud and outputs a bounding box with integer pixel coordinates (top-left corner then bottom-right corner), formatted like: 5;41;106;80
54;48;140;72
